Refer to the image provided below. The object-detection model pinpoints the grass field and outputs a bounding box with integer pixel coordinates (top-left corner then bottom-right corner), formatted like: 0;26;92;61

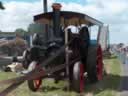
0;55;121;96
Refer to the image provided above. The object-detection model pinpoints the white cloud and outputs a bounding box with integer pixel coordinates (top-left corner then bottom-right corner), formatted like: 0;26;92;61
0;0;54;32
60;0;128;43
0;0;128;43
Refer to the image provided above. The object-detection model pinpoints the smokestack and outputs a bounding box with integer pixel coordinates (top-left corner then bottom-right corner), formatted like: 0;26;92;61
52;3;62;38
43;0;48;41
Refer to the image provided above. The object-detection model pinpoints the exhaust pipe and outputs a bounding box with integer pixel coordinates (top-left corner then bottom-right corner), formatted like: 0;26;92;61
52;3;62;38
43;0;47;13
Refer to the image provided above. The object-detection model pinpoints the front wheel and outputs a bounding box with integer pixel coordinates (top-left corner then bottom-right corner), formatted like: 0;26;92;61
71;61;85;93
27;62;42;92
28;79;42;92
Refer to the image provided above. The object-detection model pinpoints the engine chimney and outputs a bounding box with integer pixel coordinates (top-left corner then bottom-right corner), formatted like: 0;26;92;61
52;3;62;38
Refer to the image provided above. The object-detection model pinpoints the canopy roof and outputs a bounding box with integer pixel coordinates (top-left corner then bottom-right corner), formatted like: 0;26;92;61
34;11;103;27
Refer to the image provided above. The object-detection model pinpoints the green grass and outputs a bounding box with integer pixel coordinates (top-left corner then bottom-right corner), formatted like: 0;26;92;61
92;55;121;96
0;55;121;96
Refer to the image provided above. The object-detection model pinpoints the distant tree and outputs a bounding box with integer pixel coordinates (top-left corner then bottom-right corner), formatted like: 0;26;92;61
15;28;27;33
0;1;5;10
15;28;27;35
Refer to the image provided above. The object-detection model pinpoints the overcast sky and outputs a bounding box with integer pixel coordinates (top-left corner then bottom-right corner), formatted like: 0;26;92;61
0;0;128;44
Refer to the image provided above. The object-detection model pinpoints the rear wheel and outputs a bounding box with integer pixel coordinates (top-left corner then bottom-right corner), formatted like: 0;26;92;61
97;45;103;80
87;45;103;83
71;61;84;93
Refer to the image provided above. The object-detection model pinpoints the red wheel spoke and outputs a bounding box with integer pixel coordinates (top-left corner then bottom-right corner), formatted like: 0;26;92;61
34;79;42;88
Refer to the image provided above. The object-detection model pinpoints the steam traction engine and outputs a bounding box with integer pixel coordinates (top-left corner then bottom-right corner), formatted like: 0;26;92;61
22;3;104;93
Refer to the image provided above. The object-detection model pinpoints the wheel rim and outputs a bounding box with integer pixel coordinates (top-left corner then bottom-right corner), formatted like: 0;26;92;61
97;45;103;80
80;64;84;92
